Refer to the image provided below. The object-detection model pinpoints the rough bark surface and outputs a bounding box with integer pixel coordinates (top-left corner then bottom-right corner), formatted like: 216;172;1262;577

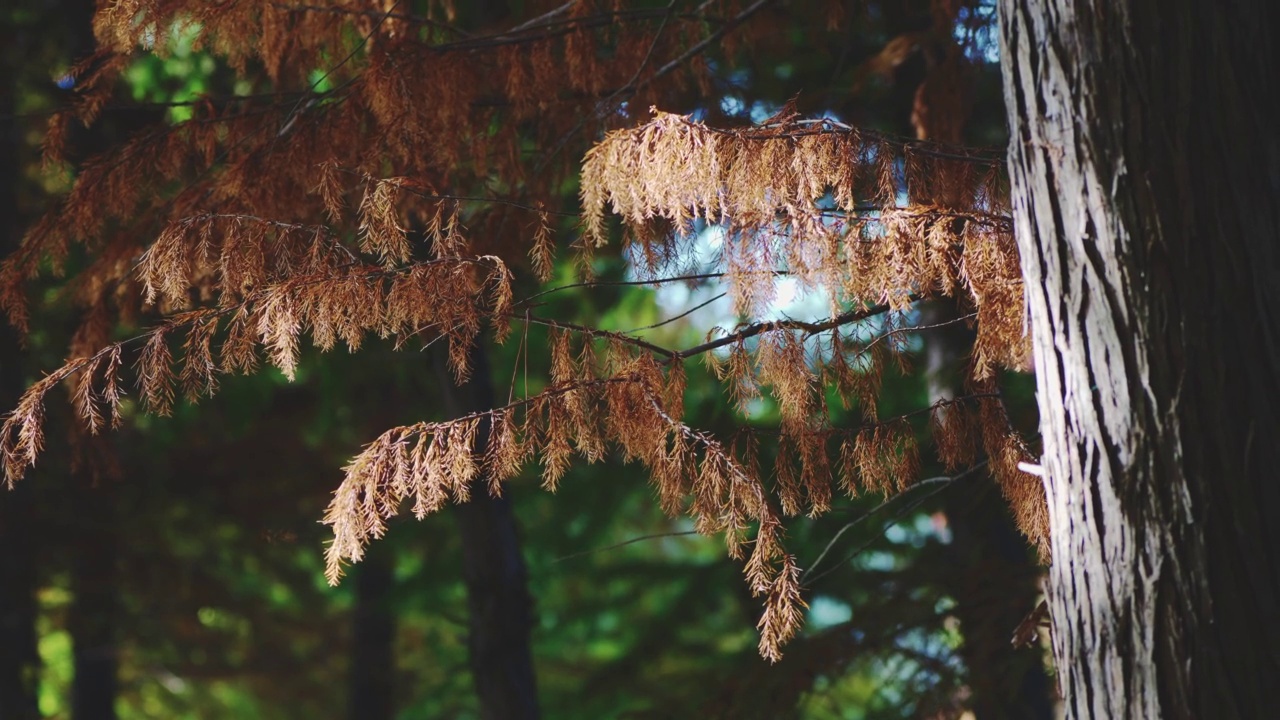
998;1;1280;717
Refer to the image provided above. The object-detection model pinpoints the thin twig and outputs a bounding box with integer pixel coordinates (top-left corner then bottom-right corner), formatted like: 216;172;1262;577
552;530;701;562
742;394;1000;439
620;292;726;334
802;461;989;586
506;0;578;33
515;270;790;306
518;314;676;357
535;0;778;172
389;182;579;217
671;301;901;360
645;0;777;85
513;300;900;362
279;2;400;138
434;8;721;52
854;312;977;358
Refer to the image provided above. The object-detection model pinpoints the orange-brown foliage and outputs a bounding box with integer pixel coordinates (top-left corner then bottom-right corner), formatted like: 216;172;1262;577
1;0;1048;661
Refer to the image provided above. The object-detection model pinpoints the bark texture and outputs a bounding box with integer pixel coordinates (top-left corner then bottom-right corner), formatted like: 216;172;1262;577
998;1;1280;717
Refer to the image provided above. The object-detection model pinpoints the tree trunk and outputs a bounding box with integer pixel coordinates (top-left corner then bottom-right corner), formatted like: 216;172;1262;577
435;345;540;720
436;17;534;717
998;1;1280;717
0;479;39;720
0;19;40;717
70;483;119;720
347;545;395;720
0;440;39;720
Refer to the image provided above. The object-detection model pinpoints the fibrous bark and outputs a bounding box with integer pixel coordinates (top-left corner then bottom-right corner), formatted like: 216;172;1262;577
998;1;1280;717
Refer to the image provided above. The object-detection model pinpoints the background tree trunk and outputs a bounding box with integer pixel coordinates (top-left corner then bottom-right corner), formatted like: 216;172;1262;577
0;481;39;720
418;7;541;711
925;303;1054;720
347;545;395;720
70;481;119;720
998;1;1280;717
1;14;41;717
3;0;102;714
0;134;40;720
435;345;540;720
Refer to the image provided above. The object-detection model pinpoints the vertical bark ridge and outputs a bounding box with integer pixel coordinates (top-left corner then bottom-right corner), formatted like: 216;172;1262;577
999;0;1280;718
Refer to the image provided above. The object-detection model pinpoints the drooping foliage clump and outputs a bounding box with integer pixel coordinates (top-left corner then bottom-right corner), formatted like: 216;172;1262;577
1;0;1046;661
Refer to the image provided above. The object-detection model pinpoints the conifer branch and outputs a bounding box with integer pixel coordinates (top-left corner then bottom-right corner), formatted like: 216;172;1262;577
517;316;678;359
694;116;1006;164
516;271;793;306
671;301;902;360
514;300;906;363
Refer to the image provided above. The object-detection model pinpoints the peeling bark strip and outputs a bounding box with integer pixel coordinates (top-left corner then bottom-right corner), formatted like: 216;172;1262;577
998;1;1280;718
